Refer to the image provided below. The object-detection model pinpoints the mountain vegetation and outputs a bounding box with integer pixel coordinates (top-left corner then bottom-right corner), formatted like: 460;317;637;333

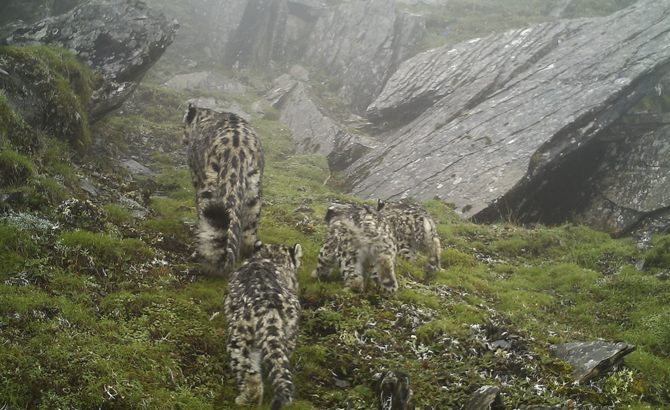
1;0;668;409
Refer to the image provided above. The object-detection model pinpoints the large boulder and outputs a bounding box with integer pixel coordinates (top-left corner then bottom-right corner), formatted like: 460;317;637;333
572;124;670;237
302;0;424;112
1;0;179;123
3;0;178;83
269;73;378;171
345;0;670;229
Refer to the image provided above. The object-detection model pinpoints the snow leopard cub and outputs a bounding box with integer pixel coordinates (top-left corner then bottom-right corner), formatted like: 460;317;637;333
183;105;264;276
311;201;398;293
378;199;442;274
224;241;303;410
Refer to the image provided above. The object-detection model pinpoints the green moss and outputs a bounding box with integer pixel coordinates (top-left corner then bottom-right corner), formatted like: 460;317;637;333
143;196;195;240
643;234;670;270
0;148;36;187
104;204;135;226
421;198;462;224
32;175;71;205
415;319;465;343
441;248;478;267
0;45;98;149
59;230;154;265
397;288;441;310
0;223;29;279
154;167;194;201
0;93;35;153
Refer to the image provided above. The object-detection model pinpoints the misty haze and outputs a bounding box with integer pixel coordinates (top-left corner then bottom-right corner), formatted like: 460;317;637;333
1;0;669;409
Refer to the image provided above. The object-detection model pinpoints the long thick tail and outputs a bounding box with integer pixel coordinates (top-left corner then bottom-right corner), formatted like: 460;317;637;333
197;195;242;276
259;312;296;410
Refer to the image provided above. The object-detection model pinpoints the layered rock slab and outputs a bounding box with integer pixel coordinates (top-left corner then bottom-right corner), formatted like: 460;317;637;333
346;0;670;221
269;73;378;171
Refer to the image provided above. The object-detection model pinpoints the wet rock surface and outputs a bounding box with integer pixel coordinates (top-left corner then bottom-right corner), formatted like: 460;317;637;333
344;0;670;227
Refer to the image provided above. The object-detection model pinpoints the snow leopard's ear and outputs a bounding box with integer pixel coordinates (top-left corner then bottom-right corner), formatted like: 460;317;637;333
290;243;303;265
377;198;386;212
184;103;197;126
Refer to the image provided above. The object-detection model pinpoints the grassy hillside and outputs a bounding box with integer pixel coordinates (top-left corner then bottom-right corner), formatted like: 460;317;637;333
1;1;667;408
1;72;670;409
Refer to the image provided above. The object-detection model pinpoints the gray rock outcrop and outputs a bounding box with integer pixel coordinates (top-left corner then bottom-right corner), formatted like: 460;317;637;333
345;0;670;226
2;0;179;123
3;0;178;83
269;73;378;171
302;0;424;112
573;125;670;237
552;341;636;383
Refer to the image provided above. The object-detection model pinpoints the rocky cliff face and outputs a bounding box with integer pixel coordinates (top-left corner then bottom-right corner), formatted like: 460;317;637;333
344;0;670;235
195;0;322;68
194;0;424;109
195;0;249;62
223;0;289;69
267;69;378;171
302;0;424;112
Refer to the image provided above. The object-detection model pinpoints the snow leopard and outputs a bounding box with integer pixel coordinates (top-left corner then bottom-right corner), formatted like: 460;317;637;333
311;201;398;293
183;105;264;276
379;199;441;274
224;241;303;410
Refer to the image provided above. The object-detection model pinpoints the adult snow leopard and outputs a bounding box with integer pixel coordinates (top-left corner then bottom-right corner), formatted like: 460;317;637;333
224;241;303;410
183;105;264;276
